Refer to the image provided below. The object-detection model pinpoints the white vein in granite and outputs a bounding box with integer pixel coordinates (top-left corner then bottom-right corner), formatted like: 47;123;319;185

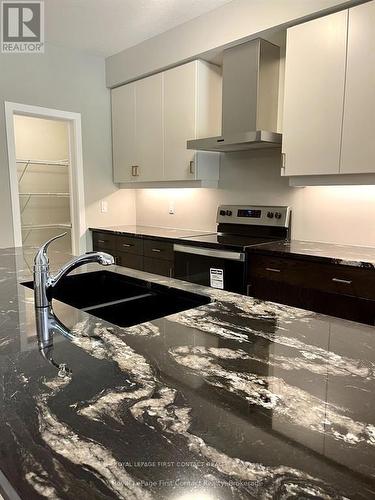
35;373;152;500
70;320;156;423
168;303;375;381
124;322;161;337
131;385;348;499
169;346;375;449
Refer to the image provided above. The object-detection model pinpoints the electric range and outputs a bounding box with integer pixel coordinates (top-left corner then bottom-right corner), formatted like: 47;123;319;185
174;205;290;294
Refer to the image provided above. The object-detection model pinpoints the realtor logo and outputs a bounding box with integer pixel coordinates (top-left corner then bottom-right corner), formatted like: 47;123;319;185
1;0;44;53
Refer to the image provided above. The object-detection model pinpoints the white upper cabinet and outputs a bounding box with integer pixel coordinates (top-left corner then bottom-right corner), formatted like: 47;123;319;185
135;73;164;182
112;60;221;186
283;1;375;181
112;75;163;183
164;62;196;181
112;82;136;183
164;60;221;182
341;1;375;174
282;11;348;176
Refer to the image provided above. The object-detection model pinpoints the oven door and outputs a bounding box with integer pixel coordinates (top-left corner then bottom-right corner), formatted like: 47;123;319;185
173;244;246;294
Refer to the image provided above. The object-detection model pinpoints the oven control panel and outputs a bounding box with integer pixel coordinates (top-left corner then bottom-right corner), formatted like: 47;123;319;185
217;205;290;227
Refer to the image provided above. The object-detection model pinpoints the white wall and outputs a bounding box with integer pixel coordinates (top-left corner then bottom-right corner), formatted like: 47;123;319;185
106;0;363;87
0;43;135;249
135;151;375;247
14;115;69;160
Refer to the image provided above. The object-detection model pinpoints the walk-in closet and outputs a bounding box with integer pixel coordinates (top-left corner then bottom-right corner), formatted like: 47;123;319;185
14;115;72;253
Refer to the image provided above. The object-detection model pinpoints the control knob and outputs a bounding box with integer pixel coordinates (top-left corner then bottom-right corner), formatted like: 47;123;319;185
267;212;274;219
219;210;226;216
275;212;282;220
226;210;232;216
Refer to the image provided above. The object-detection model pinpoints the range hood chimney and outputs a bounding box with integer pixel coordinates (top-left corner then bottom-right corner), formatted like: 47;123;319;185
187;39;282;152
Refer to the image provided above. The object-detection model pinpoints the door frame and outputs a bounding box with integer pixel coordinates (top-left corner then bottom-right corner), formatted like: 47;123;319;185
4;101;86;255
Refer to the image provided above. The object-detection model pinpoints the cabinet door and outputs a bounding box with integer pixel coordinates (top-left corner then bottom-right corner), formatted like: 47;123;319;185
111;83;136;182
143;257;173;277
341;1;375;174
164;62;196;181
135;74;164;182
282;11;347;176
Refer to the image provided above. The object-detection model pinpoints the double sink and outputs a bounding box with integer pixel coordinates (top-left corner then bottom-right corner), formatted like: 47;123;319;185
23;270;211;328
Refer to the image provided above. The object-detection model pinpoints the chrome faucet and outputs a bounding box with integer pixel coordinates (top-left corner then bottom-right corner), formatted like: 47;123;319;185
33;233;114;308
35;305;74;376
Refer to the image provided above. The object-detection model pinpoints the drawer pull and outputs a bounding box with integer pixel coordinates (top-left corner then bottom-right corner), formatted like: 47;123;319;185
98;239;106;244
266;267;281;273
122;243;133;248
151;248;162;253
332;278;352;285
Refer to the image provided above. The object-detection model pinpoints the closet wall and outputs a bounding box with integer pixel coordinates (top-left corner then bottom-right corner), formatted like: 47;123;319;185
15;115;72;252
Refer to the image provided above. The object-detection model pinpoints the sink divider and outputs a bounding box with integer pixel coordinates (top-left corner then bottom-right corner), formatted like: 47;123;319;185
81;292;154;312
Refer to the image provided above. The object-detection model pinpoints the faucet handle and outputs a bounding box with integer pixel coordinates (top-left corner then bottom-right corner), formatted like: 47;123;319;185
34;232;67;267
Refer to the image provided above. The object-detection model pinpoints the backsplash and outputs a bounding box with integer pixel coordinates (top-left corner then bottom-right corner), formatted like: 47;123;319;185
135;150;375;247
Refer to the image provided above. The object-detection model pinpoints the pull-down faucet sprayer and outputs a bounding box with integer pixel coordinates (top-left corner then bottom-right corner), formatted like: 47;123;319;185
33;233;114;308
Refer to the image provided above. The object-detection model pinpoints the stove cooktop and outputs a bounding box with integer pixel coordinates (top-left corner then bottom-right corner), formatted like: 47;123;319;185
179;232;285;251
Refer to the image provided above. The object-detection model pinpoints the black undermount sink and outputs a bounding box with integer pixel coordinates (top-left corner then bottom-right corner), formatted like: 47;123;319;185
22;270;211;328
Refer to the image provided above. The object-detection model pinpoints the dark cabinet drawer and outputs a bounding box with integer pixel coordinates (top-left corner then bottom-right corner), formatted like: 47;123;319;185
249;255;375;300
116;235;143;255
92;231;117;251
144;239;174;261
248;276;375;326
143;257;173;277
117;252;143;271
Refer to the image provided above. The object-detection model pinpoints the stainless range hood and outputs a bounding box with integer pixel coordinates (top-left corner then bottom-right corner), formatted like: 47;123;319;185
187;39;282;152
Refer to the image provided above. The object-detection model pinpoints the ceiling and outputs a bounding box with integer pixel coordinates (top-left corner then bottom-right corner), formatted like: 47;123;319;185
44;0;233;57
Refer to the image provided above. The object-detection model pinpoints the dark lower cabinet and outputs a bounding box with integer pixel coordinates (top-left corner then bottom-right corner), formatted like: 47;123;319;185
247;253;375;326
143;256;173;277
92;231;174;278
117;252;143;271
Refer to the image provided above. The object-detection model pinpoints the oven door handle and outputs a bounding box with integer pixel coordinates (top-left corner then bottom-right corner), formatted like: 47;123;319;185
173;244;245;262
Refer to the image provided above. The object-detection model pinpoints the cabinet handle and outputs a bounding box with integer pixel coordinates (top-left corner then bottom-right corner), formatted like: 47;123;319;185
266;267;281;273
281;153;286;175
98;239;106;244
122;243;133;248
332;278;352;285
131;165;140;177
151;248;162;253
189;160;195;175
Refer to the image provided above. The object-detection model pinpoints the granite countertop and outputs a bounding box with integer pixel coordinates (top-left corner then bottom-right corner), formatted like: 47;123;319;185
1;247;375;499
248;239;375;268
89;225;214;241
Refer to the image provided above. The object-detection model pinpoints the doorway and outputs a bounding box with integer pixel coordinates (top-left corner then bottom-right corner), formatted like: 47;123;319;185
5;102;86;258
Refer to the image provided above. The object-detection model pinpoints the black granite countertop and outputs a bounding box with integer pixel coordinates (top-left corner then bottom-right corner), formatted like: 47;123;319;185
1;247;375;499
248;239;375;269
89;225;214;242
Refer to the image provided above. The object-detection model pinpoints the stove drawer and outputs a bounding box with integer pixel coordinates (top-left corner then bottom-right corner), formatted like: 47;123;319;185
248;255;375;300
174;245;246;294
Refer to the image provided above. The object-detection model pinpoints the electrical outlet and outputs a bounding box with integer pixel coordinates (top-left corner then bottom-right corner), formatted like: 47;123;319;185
169;201;175;215
100;200;108;213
